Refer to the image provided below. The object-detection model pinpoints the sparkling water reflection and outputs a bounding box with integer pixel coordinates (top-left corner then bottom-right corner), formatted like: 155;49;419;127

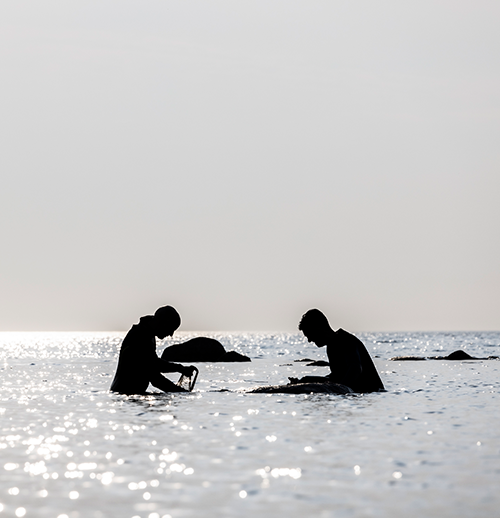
0;331;499;518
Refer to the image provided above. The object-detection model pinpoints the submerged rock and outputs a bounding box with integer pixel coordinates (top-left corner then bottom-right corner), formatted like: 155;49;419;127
293;358;330;366
305;360;330;367
390;349;499;361
248;382;353;395
220;350;251;362
389;356;428;361
429;349;499;360
161;337;251;363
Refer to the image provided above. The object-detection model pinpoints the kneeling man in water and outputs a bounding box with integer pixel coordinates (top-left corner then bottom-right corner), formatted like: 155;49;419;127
110;305;197;394
292;309;384;393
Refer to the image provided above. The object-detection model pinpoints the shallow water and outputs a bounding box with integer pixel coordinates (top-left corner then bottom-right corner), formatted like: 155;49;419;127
1;331;499;518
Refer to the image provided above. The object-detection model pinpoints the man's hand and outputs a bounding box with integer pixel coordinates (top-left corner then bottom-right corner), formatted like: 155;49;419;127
180;365;197;377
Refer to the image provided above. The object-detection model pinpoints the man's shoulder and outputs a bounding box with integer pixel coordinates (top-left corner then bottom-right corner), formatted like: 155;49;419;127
336;328;357;340
335;329;366;348
122;316;154;345
129;315;154;331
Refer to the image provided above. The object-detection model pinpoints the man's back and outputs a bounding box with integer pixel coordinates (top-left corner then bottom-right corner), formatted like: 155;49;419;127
110;316;156;394
327;329;384;393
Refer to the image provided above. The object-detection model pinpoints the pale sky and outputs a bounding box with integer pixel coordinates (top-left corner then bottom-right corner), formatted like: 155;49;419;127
1;1;499;332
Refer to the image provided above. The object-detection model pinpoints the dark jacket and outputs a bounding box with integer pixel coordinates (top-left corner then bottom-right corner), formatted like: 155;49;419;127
110;316;183;394
326;329;384;393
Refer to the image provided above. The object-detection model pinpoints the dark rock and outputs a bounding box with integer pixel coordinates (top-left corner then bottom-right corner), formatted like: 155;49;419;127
433;350;475;360
248;382;353;395
161;337;251;362
219;350;251;362
389;349;499;361
389;356;428;361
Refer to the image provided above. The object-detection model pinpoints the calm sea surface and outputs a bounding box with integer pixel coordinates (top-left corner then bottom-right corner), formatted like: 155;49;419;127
1;331;499;518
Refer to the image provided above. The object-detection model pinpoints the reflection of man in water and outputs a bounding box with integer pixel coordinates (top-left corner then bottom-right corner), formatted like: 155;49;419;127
291;309;384;393
110;306;196;394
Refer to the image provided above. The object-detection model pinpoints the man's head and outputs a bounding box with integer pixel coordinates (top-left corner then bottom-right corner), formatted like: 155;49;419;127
298;308;333;347
153;305;181;339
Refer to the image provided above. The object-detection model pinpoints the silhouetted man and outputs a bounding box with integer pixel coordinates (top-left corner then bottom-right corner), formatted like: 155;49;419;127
110;305;196;394
292;308;384;393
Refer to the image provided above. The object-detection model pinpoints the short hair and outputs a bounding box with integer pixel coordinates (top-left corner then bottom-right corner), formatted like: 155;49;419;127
298;308;330;331
154;305;181;328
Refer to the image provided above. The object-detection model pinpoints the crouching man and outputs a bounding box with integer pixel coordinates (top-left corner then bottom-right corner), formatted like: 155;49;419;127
291;308;384;393
110;305;196;395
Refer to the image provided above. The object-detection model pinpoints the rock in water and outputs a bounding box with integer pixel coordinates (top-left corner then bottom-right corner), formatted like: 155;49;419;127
389;356;428;361
161;337;251;362
390;349;499;361
248;382;353;394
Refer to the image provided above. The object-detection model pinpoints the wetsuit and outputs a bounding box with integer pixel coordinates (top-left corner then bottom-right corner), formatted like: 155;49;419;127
110;316;186;394
325;329;384;393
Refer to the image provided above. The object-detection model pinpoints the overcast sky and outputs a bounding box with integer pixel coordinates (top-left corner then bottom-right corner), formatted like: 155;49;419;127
1;1;499;332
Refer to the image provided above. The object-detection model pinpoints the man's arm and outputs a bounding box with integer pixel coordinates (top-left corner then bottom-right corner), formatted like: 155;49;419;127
149;372;189;393
156;358;196;376
149;359;197;393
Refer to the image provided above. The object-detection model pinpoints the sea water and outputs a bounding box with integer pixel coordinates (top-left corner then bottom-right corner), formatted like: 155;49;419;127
0;331;499;518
